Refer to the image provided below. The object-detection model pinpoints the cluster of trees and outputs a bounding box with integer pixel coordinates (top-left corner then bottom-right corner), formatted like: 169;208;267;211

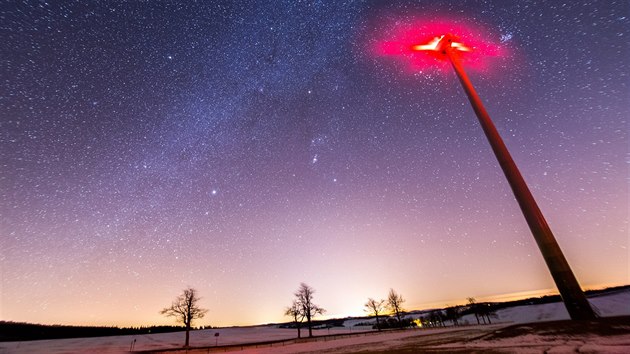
282;286;413;336
466;297;496;325
415;298;497;328
419;308;458;327
363;289;407;330
362;293;497;330
281;285;413;338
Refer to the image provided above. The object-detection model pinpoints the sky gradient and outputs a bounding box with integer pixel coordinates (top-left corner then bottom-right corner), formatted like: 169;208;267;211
2;0;628;327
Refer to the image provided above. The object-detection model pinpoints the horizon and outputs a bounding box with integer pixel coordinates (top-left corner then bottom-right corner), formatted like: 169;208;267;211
3;283;626;328
2;1;628;330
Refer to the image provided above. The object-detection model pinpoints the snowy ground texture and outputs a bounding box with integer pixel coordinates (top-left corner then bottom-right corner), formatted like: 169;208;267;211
2;289;629;354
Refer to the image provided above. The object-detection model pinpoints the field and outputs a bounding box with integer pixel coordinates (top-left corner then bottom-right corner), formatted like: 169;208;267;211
2;289;629;354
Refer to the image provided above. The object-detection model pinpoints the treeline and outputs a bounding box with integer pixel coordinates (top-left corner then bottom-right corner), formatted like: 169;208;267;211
278;318;345;329
0;322;192;342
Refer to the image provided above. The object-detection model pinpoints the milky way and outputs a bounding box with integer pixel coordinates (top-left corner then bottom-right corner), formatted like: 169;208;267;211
2;1;628;326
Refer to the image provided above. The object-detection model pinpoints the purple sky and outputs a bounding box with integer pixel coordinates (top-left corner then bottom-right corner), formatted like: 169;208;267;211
2;0;628;327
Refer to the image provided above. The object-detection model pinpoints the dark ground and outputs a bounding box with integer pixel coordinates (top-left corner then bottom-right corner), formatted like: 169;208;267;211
150;316;630;353
325;316;630;354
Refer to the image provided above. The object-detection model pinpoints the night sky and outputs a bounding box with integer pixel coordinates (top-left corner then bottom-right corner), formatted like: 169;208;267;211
2;1;628;327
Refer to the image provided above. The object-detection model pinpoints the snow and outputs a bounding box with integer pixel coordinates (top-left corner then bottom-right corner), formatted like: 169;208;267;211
233;331;630;354
1;289;629;353
485;289;630;324
432;332;630;354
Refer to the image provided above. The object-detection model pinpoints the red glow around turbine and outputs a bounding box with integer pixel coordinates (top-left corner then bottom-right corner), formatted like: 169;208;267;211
373;19;504;72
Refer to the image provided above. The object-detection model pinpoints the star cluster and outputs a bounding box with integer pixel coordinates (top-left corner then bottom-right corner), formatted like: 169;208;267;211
1;0;628;326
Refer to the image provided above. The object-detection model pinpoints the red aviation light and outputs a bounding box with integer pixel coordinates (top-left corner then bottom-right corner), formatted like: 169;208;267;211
373;19;504;73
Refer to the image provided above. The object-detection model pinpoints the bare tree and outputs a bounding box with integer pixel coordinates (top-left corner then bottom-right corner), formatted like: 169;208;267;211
160;287;208;347
428;309;445;327
284;300;305;338
478;303;496;324
364;298;385;331
467;297;480;325
387;288;405;325
445;305;462;326
294;283;325;337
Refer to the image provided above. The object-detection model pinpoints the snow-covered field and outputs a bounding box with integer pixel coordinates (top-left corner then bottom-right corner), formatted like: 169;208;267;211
2;289;629;354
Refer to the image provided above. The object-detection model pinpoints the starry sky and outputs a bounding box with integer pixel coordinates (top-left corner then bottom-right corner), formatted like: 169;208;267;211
2;1;628;327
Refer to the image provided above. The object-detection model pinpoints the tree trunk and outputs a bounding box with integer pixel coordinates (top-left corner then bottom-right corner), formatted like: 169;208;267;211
376;315;381;331
185;327;190;347
307;315;313;337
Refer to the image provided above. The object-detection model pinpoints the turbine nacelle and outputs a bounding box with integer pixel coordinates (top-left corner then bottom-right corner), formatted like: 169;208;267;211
411;34;471;61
